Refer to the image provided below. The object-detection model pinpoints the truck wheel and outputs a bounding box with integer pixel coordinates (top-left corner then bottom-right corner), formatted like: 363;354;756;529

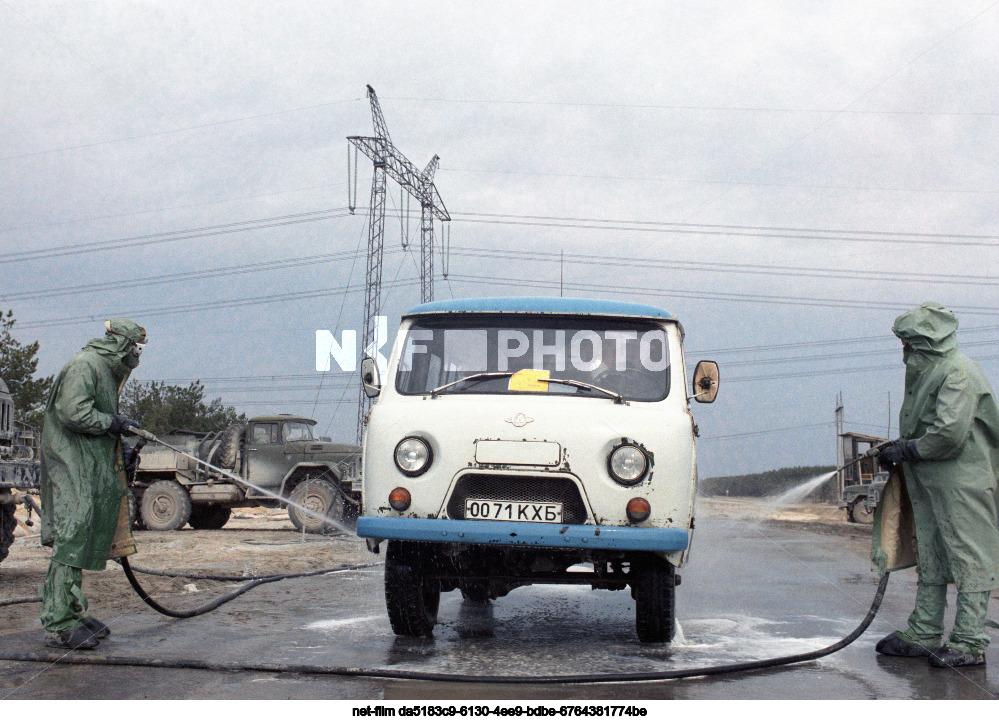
188;505;231;530
140;480;192;531
633;554;676;643
848;497;874;524
0;502;15;566
385;540;440;636
216;424;244;469
287;477;344;534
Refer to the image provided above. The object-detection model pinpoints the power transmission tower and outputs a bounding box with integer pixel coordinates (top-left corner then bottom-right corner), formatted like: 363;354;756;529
348;85;450;441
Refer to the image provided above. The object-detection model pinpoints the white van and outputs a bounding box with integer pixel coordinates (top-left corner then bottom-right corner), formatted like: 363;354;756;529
356;297;719;642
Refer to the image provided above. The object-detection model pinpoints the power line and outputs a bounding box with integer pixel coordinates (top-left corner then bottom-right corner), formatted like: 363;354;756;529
699;422;835;442
450;212;999;247
447;245;999;288
446;274;999;316
0;182;348;235
386;96;999;118
15;277;420;330
0;98;363;163
0;208;354;265
0;247;383;302
444;167;999;196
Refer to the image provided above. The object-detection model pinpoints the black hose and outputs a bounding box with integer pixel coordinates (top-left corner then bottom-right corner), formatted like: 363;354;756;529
0;596;42;608
0;573;890;684
119;558;380;619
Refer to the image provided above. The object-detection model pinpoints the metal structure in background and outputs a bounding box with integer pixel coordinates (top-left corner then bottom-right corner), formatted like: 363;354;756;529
348;85;450;442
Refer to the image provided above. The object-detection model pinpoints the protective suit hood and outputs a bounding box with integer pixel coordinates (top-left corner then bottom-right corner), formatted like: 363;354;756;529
893;302;958;356
82;319;146;372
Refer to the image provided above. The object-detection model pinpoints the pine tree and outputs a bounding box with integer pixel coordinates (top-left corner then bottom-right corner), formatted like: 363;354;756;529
0;309;53;429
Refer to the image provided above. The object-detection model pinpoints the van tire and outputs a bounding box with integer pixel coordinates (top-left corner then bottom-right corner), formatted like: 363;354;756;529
216;424;244;469
140;480;192;531
385;540;440;636
287;477;343;534
633;554;676;643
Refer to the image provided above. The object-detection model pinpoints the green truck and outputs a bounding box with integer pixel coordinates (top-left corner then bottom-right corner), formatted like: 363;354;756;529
132;415;361;533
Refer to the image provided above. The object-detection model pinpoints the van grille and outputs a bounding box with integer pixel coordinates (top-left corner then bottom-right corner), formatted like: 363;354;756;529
446;474;588;523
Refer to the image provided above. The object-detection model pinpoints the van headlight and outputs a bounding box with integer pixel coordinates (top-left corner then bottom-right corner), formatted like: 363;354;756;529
395;437;432;476
608;444;649;485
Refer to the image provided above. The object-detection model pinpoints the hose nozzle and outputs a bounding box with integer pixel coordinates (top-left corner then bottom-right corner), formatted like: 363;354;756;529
128;426;158;442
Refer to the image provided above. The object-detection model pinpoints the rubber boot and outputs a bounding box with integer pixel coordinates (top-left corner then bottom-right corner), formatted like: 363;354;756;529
81;616;111;639
875;631;938;657
44;624;99;650
929;645;986;668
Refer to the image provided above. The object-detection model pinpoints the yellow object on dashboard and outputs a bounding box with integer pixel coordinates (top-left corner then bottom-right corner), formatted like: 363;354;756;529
508;369;550;392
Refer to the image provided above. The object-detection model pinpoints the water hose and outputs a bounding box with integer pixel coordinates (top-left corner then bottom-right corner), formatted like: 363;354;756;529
119;558;380;619
0;573;890;683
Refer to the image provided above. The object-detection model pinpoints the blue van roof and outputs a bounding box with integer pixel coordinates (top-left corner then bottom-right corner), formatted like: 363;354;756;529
405;297;675;320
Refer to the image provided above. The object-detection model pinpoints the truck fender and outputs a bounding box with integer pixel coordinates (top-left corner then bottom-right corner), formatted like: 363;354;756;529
279;462;341;498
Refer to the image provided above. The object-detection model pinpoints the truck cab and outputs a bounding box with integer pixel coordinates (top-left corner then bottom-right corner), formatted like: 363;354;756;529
356;297;719;641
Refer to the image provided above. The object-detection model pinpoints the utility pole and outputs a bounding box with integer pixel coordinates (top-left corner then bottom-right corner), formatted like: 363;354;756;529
348;85;450;442
834;392;844;497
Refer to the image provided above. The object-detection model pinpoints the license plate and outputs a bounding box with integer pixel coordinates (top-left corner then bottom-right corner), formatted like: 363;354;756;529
465;498;563;523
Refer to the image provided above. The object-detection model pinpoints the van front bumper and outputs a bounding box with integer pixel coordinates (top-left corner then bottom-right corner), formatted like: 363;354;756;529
356;516;689;552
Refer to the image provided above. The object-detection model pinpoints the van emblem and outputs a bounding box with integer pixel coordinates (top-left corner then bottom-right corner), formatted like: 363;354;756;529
505;413;534;427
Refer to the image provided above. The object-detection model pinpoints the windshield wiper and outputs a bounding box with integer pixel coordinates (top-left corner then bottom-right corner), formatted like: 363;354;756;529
543;377;628;404
430;372;515;397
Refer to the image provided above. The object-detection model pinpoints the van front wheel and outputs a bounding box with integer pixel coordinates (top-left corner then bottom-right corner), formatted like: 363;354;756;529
385;540;440;637
633;554;676;643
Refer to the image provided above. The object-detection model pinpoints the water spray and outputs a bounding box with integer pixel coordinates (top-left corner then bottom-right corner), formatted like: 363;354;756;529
117;425;359;618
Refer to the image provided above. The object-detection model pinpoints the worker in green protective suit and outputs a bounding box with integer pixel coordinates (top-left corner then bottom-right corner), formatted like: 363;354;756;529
874;302;999;668
39;319;146;649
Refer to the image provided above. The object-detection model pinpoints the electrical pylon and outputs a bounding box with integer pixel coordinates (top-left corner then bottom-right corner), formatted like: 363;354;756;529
348;85;450;441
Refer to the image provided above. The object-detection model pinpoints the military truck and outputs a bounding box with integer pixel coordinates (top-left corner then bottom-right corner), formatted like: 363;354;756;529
0;378;40;567
132;415;361;533
841;471;887;523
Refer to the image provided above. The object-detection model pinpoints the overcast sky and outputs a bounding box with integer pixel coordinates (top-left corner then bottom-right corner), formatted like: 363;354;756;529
3;1;998;480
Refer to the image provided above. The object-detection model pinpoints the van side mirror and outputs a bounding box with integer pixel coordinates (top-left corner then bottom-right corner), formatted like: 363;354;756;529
691;360;719;403
360;356;381;398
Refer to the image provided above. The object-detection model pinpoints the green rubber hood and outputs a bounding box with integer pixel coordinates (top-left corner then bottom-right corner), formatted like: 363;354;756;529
892;302;958;356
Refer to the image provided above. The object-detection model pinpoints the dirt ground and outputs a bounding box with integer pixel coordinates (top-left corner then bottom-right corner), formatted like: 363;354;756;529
1;504;374;635
1;496;869;636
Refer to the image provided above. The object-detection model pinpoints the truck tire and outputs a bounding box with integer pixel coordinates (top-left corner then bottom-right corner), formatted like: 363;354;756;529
216;424;244;469
848;496;875;524
287;477;344;534
633;554;676;643
188;505;231;530
0;502;15;566
385;540;440;637
141;480;192;531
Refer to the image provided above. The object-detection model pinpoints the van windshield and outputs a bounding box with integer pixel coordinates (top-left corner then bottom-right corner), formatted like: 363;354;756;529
395;315;670;402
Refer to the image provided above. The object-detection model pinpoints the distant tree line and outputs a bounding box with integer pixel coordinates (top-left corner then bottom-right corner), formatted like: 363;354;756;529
700;465;838;501
120;380;246;436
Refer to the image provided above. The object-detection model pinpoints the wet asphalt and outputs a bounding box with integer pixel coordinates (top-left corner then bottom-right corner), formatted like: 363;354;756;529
1;512;997;700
